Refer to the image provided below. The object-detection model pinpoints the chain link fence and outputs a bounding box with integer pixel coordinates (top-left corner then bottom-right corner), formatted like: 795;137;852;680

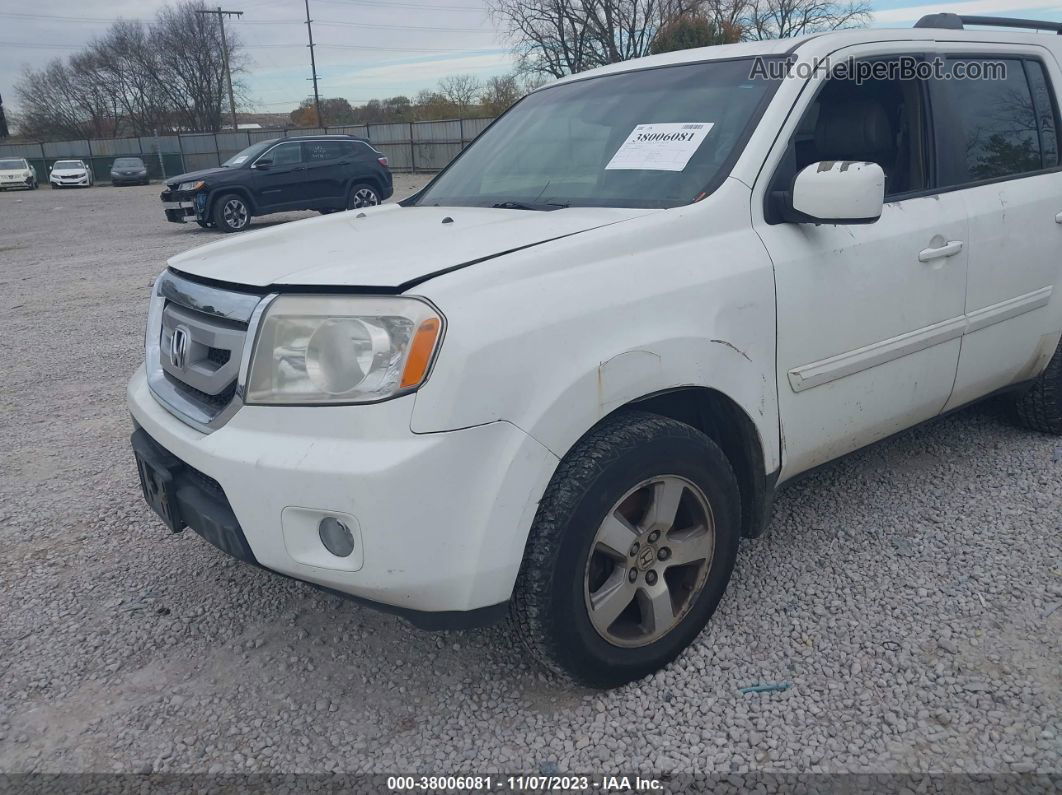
0;118;495;185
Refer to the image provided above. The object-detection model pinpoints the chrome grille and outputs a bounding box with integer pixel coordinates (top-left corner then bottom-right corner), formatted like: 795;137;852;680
146;271;274;433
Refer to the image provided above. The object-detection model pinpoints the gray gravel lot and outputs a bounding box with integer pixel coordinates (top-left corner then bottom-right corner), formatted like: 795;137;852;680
0;178;1059;777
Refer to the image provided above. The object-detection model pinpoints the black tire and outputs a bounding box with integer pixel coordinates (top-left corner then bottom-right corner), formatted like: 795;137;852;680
212;193;252;233
346;183;380;210
1011;340;1062;434
511;411;741;688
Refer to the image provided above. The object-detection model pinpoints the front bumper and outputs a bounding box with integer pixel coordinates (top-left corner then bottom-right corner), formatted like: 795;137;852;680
113;173;149;185
1;176;34;188
127;365;558;623
51;175;89;186
160;188;204;223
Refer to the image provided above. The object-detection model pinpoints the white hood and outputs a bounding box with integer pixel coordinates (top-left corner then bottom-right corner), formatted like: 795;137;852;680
51;168;88;176
168;204;654;289
0;168;31;178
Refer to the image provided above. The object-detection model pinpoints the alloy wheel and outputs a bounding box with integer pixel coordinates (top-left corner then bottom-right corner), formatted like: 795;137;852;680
584;475;715;648
349;187;379;209
222;198;249;230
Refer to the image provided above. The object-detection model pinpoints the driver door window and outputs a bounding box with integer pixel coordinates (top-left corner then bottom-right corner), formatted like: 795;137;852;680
268;143;303;167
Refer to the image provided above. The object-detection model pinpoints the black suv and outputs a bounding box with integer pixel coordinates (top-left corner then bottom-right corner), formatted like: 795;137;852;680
160;134;393;232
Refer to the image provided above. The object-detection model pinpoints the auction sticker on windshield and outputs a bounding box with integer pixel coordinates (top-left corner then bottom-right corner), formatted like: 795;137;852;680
605;122;715;171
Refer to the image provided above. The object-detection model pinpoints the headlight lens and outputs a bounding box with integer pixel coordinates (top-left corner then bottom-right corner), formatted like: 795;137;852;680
245;295;444;405
177;180;205;191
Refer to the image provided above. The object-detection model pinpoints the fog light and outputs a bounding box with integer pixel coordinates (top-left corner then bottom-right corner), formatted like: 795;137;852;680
318;517;355;557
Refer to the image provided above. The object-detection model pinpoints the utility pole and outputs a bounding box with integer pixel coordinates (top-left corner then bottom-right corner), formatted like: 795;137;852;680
196;7;243;131
304;0;322;126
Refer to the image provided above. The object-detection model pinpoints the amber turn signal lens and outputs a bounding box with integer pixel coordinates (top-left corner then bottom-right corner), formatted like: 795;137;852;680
401;316;441;388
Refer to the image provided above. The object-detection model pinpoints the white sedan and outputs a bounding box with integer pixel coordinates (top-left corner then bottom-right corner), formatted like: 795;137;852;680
49;160;94;188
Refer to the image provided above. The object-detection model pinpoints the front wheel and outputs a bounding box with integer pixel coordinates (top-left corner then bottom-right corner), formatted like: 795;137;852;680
511;411;741;688
212;193;252;233
346;183;380;210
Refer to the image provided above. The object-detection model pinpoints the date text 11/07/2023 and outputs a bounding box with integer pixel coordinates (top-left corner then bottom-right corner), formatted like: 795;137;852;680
387;775;665;792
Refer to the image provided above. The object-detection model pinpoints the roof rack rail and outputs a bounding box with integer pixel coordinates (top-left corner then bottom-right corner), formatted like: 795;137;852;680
914;12;1062;34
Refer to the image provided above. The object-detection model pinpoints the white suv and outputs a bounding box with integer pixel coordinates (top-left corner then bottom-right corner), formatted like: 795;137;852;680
128;14;1062;687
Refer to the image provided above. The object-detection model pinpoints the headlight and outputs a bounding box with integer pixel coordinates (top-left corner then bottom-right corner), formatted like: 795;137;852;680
245;295;444;405
177;180;205;191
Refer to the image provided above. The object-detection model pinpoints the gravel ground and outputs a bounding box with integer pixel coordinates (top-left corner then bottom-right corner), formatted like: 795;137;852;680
0;178;1059;777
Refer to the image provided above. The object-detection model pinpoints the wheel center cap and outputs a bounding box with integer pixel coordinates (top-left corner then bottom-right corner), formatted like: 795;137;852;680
636;545;656;571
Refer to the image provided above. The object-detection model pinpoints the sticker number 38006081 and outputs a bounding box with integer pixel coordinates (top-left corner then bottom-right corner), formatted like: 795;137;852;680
605;122;715;172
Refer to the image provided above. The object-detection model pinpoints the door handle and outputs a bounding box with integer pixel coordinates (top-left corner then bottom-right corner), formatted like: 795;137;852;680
1055;211;1062;224
918;240;963;263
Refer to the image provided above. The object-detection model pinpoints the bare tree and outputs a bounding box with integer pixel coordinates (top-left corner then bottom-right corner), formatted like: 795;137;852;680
14;1;244;140
480;74;524;115
151;2;245;131
649;10;741;53
490;0;697;78
15;60;110;139
437;74;483;114
741;0;871;39
87;20;172;136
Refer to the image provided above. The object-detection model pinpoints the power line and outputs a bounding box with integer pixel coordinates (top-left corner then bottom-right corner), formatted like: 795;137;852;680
0;12;144;24
317;0;486;11
0;39;503;55
0;9;488;32
317;43;503;52
242;18;488;32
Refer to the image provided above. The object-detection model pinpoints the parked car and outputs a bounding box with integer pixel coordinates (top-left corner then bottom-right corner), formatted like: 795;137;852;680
0;158;38;190
111;157;150;186
129;15;1062;688
50;160;93;188
159;134;392;232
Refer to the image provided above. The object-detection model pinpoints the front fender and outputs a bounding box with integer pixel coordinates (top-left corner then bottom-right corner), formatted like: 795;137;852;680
409;181;780;474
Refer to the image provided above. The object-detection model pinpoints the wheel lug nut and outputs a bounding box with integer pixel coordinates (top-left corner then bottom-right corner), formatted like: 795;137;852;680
645;570;658;586
629;542;640;556
628;569;638;583
647;530;660;543
657;547;671;561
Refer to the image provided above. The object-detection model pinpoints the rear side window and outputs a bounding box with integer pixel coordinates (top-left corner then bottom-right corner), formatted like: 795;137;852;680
935;58;1055;186
304;141;347;162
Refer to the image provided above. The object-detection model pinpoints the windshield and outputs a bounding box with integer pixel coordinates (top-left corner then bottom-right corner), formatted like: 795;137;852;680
415;58;779;210
222;141;274;167
114;158;144;168
0;159;27;170
54;160;83;169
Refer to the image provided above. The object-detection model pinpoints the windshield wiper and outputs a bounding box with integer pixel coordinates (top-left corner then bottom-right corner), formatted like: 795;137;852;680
490;200;569;211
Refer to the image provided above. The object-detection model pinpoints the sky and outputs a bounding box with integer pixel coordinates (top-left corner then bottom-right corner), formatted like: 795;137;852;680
2;0;1061;119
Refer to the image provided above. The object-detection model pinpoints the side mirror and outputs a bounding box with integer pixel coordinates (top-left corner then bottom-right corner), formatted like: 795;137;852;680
784;161;884;225
254;159;272;170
